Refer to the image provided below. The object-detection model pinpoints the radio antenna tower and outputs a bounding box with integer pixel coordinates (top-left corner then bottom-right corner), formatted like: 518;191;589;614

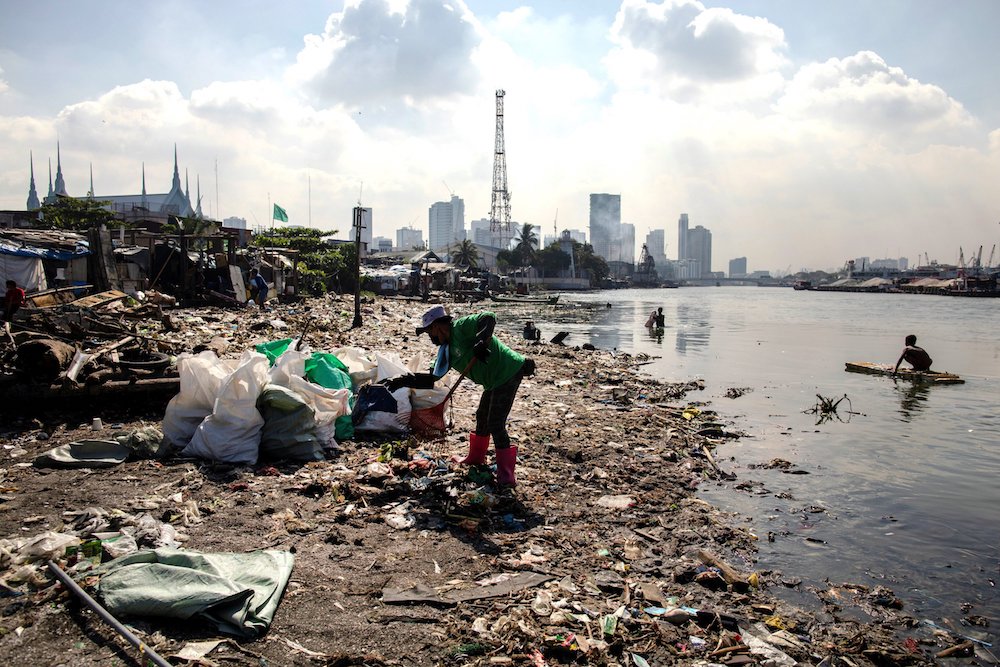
489;89;512;249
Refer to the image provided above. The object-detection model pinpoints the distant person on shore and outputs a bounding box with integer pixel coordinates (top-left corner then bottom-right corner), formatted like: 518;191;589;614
4;280;26;321
248;269;268;307
654;307;665;328
893;334;932;374
523;321;540;342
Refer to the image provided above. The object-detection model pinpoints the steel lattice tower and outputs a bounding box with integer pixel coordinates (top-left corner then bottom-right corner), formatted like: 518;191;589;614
489;89;511;248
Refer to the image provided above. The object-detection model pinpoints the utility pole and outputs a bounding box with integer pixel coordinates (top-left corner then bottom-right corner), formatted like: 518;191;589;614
352;205;364;328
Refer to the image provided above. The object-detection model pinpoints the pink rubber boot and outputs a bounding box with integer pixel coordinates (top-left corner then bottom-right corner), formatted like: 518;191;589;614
496;446;518;487
453;433;489;466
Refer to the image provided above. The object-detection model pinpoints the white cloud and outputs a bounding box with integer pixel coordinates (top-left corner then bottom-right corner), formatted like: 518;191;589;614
607;0;788;100
289;0;481;107
777;51;979;148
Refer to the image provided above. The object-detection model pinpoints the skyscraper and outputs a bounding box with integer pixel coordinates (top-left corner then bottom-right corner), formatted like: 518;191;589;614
589;193;621;261
428;195;465;251
729;257;747;278
687;225;712;277
677;213;689;261
620;223;635;264
645;229;668;267
396;226;424;251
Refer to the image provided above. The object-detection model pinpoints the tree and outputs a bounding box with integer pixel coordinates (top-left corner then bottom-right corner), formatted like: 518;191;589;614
39;196;119;230
451;239;480;269
536;243;571;277
574;242;610;287
514;223;538;268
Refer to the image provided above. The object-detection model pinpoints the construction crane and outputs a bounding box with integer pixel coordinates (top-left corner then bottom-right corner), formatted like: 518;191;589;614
974;245;983;274
987;244;996;269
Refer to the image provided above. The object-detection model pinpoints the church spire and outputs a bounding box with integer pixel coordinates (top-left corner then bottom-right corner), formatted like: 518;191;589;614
141;162;148;209
171;143;181;191
196;175;203;218
88;163;95;198
54;141;68;196
47;158;54;199
27;151;40;210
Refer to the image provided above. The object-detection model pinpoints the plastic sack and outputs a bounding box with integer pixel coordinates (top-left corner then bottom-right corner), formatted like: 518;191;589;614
182;351;269;465
410;386;450;410
304;352;350;389
352;384;411;433
285;376;350;446
374;351;410;383
162;352;239;448
333;346;377;386
20;531;81;562
256;385;324;462
269;345;310;387
302;353;355;441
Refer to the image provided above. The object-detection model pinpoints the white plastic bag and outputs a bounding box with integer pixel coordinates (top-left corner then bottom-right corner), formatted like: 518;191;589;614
374;351;410;382
333;346;377;386
410;386;450;410
162;352;238;448
182;351;269;465
269;344;310;387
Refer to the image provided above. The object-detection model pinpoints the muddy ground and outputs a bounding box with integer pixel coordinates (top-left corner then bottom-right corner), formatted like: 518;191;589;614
0;295;974;666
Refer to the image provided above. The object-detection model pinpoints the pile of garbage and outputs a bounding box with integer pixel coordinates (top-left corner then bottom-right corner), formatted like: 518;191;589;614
0;294;989;665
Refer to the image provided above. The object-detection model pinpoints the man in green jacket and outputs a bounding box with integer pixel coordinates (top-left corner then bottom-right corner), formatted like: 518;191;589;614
387;305;533;486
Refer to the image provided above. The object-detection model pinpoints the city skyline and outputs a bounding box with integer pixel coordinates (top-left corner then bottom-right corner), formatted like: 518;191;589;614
2;1;999;272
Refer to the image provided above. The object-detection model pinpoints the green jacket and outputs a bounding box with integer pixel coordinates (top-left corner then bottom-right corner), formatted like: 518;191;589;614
450;312;524;390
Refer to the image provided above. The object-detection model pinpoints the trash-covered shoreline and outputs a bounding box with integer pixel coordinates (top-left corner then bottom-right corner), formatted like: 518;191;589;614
0;294;985;665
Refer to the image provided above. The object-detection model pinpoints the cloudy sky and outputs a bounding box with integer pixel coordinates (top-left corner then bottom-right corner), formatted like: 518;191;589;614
2;0;999;272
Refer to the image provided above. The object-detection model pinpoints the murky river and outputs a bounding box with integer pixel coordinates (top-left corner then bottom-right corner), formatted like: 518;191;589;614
515;287;999;641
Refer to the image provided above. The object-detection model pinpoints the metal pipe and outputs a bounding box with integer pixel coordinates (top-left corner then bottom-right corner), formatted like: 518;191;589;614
47;560;172;667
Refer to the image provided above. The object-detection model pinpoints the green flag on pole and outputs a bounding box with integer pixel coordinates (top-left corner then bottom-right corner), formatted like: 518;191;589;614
273;203;288;222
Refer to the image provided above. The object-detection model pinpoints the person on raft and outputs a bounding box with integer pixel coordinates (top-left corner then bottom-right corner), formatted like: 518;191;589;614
893;334;933;374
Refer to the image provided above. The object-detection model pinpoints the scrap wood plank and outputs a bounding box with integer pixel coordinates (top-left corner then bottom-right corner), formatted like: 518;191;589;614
67;290;128;310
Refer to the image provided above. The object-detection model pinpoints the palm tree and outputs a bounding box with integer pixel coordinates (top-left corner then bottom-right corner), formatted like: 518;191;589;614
451;239;480;269
514;223;538;268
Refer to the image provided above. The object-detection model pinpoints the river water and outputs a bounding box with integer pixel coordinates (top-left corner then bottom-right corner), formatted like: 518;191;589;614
526;287;999;640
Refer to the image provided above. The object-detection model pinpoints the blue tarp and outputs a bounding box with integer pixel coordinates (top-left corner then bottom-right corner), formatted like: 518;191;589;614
0;238;90;260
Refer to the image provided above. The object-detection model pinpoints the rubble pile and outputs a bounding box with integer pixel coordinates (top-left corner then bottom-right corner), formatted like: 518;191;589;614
0;294;984;665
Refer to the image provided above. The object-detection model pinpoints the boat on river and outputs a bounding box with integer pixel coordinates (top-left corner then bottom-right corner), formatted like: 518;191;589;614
844;361;964;384
488;292;560;305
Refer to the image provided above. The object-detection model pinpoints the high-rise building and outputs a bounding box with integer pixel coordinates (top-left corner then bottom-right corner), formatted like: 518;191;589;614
589;193;620;261
619;223;635;264
687;225;712;277
645;229;668;268
396;226;424;251
677;213;689;261
470;218;495;247
729;257;747;278
428;195;465;252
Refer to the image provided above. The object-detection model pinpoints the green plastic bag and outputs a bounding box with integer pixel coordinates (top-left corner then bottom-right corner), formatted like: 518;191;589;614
304;353;354;441
254;339;294;365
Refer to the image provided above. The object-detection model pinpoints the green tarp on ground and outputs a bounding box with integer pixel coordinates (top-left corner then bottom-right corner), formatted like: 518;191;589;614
94;548;294;638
